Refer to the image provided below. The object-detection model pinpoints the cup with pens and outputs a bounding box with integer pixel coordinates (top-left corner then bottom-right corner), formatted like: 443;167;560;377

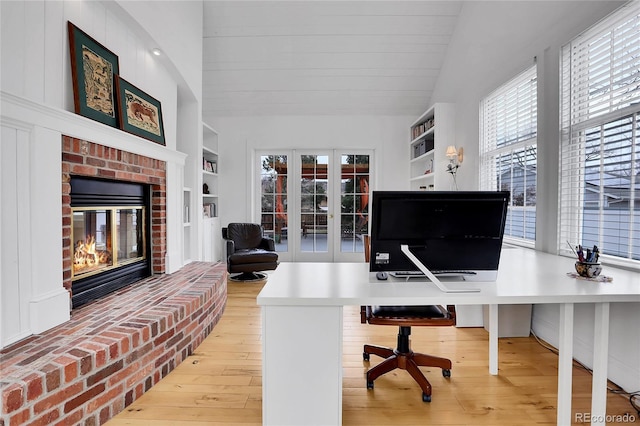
570;243;602;278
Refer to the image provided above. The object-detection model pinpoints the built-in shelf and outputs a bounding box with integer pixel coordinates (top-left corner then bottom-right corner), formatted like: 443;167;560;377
202;123;221;262
408;103;455;190
410;173;435;182
182;187;192;263
409;150;435;163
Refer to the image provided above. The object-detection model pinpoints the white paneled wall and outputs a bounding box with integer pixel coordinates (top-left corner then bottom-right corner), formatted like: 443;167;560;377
1;1;179;150
0;122;69;347
1;126;36;346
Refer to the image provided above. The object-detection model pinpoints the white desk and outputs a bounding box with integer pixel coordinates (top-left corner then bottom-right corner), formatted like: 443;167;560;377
257;248;639;426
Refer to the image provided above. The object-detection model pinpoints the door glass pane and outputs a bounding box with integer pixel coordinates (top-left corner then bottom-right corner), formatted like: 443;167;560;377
72;209;113;278
117;208;144;261
260;155;288;251
300;155;328;252
340;154;370;253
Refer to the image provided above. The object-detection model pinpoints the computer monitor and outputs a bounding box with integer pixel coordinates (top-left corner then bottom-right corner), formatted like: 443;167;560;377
369;191;510;282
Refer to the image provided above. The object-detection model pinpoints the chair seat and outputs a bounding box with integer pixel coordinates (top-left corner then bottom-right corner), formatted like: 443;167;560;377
229;249;278;265
371;305;446;319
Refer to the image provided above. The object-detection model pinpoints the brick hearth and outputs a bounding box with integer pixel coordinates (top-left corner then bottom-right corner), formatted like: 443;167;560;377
0;261;227;426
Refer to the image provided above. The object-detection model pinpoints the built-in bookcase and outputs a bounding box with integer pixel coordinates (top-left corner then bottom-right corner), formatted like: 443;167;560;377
202;123;221;262
409;103;455;190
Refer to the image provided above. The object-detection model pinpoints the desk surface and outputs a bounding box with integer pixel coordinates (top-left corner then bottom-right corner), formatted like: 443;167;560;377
257;248;640;306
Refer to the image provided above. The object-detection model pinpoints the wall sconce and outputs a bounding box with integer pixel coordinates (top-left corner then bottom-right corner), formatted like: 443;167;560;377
445;145;463;190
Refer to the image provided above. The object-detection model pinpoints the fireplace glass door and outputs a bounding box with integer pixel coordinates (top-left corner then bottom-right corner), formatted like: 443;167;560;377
72;207;145;279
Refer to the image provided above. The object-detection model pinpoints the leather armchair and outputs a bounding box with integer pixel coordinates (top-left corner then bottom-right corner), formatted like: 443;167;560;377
222;223;279;281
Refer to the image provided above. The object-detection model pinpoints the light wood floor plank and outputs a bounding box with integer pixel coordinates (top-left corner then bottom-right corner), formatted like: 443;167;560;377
107;279;636;425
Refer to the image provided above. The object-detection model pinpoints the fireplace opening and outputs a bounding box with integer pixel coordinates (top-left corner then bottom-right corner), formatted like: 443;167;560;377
70;176;151;308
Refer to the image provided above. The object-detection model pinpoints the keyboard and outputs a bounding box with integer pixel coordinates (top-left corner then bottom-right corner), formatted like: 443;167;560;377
390;270;477;278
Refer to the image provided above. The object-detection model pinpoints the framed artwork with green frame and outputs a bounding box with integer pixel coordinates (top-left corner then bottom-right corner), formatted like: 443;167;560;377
115;76;166;146
68;21;120;128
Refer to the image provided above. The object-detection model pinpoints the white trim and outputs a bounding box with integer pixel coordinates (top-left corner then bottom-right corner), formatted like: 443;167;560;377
1;91;187;166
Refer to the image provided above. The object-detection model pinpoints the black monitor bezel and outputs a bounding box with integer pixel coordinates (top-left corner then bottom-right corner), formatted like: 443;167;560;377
369;190;510;273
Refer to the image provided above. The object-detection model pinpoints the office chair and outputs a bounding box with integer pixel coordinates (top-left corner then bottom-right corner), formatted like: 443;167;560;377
222;223;279;281
361;235;455;402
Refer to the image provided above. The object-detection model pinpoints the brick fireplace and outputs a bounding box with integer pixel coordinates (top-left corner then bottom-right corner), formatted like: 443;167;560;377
0;136;227;426
61;136;167;306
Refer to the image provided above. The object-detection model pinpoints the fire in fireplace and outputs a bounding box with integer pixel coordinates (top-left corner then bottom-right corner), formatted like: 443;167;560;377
70;176;151;308
72;207;145;278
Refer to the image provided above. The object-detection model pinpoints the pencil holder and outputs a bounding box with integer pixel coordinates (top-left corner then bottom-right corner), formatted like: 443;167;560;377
575;261;602;278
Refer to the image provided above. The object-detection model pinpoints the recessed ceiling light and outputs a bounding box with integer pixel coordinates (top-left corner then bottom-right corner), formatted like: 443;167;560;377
152;48;162;56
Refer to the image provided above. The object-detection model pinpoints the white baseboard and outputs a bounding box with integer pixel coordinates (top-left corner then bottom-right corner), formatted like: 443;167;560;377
30;288;70;334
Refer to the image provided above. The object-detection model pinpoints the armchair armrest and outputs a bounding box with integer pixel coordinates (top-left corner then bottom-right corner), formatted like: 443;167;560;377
226;239;236;258
260;237;276;251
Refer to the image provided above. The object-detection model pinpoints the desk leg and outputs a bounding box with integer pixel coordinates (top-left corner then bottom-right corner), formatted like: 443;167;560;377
590;302;610;426
557;303;574;426
262;305;343;426
488;304;498;375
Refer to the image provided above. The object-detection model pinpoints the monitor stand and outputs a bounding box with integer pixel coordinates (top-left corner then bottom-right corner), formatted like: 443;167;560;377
400;245;480;293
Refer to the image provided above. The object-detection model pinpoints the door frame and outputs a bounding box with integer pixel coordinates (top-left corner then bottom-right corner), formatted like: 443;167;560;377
254;149;373;262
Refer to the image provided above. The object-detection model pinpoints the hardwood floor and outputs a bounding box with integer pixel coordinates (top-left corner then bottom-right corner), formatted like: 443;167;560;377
107;279;637;425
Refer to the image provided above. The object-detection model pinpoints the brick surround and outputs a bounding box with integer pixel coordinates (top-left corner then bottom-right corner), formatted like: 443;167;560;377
0;261;227;426
61;136;167;294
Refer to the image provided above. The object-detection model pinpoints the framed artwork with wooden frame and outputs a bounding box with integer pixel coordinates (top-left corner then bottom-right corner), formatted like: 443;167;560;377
115;76;166;146
68;21;120;128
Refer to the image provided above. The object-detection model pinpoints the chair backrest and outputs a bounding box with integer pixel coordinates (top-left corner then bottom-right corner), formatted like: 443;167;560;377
227;223;264;250
360;234;456;326
363;235;371;263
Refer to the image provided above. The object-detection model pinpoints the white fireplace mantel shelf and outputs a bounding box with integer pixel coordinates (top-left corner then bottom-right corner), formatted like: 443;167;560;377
0;91;187;166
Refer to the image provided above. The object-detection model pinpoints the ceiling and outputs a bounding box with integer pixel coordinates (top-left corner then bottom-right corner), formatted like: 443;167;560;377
202;1;463;117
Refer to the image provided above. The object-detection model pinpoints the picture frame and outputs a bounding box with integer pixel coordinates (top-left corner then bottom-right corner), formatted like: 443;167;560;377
68;21;120;128
115;76;166;145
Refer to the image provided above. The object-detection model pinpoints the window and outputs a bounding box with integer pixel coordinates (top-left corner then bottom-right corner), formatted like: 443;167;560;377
260;154;289;252
480;65;537;243
339;154;370;253
559;2;640;264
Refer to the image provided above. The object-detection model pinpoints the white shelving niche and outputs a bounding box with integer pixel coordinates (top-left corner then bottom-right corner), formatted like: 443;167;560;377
409;103;455;191
202;123;222;262
182;187;192;264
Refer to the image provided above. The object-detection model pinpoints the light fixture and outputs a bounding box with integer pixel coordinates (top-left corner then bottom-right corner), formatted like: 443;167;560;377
445;145;463;190
152;48;162;56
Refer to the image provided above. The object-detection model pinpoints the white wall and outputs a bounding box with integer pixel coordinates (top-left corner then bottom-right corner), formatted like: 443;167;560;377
0;0;202;348
430;0;638;393
210;115;412;230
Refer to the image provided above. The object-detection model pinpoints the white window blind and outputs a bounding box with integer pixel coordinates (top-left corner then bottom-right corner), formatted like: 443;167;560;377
559;1;640;264
480;65;537;242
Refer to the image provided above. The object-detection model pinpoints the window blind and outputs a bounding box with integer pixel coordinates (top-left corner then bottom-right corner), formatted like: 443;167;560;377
480;65;537;242
559;1;640;263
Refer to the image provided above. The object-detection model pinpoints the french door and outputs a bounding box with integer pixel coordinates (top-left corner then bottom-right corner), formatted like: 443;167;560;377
257;150;372;262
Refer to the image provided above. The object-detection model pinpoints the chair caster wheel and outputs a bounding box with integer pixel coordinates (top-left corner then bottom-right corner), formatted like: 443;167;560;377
422;393;431;402
442;369;451;378
366;380;374;389
363;352;370;361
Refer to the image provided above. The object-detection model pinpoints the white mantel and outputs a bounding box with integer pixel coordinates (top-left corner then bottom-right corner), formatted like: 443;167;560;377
0;91;187;349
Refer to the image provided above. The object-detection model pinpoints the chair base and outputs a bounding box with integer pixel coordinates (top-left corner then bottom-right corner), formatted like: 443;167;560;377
363;326;451;401
228;271;267;282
